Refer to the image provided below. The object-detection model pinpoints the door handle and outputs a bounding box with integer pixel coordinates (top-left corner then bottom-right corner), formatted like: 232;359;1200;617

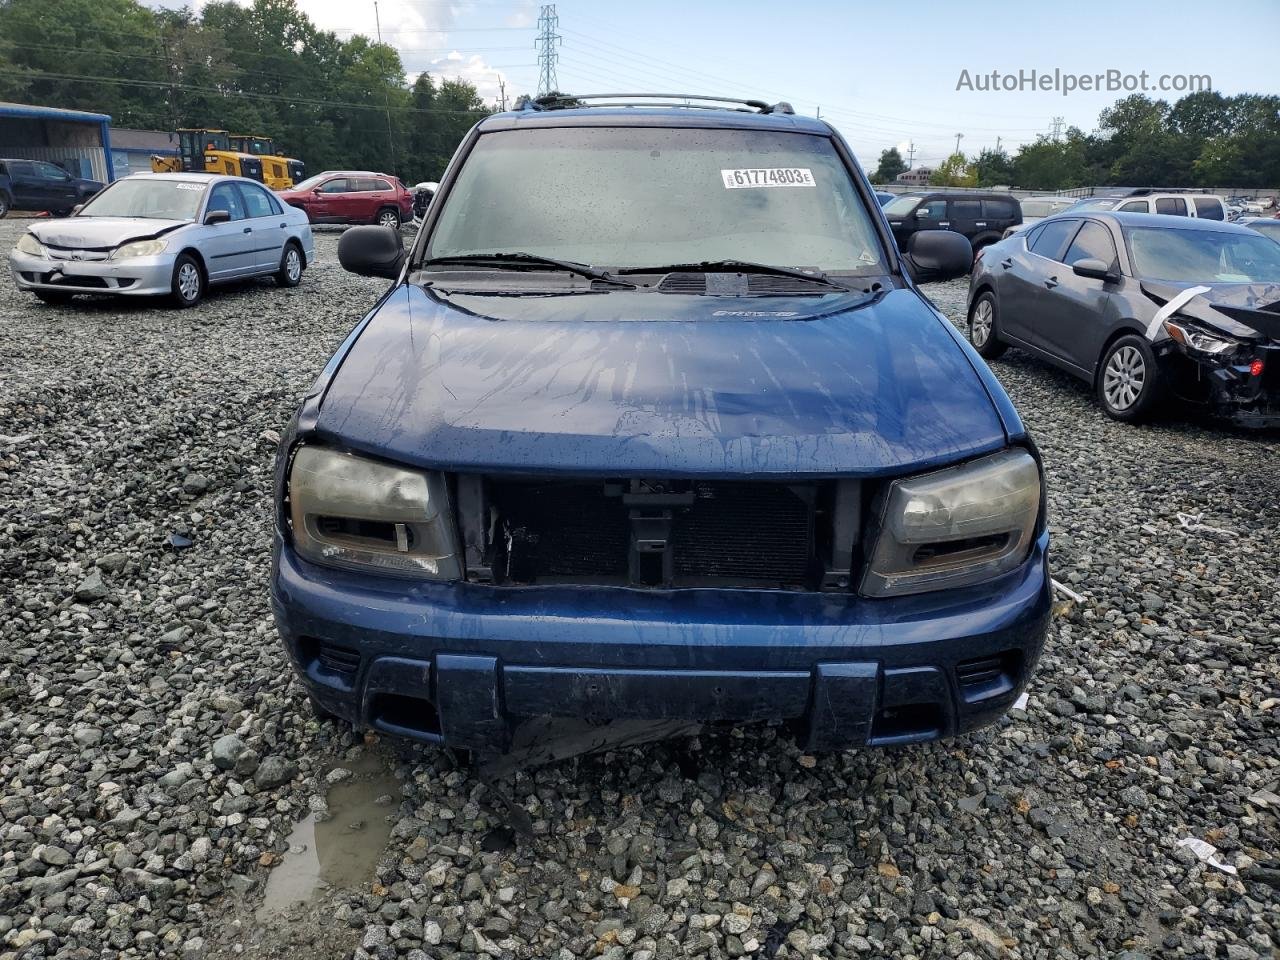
1000;258;1013;270
976;221;987;226
939;221;951;227
1045;276;1058;289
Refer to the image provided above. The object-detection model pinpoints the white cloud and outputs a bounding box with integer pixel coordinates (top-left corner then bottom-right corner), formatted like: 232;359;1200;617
418;51;508;106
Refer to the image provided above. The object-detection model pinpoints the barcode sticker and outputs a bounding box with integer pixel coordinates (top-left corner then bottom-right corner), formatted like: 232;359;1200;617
721;168;816;189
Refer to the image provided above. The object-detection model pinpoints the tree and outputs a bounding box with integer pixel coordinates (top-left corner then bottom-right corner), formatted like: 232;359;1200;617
973;148;1013;188
929;153;977;187
871;147;906;184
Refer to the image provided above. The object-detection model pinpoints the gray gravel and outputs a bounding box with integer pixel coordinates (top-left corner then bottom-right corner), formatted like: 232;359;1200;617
1;220;1276;959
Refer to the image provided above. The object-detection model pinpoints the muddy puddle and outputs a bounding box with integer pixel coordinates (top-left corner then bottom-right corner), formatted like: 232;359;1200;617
258;751;401;917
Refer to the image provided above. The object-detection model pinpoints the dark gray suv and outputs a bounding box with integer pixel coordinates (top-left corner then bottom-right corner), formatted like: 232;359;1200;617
884;191;1022;255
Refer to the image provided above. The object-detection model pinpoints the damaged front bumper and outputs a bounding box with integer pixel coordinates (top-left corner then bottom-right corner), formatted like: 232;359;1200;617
8;250;176;297
271;530;1051;757
1160;339;1280;428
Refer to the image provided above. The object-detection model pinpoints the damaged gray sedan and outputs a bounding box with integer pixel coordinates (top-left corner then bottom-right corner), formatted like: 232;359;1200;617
7;172;314;308
967;212;1280;426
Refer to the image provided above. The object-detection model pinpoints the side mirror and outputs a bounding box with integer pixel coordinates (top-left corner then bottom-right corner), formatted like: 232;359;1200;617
1072;258;1119;283
204;209;231;226
71;204;83;216
903;230;973;284
338;225;405;280
312;187;323;196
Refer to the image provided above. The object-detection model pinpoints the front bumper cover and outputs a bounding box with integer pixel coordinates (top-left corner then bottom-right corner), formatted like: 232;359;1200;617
272;531;1052;755
8;251;175;296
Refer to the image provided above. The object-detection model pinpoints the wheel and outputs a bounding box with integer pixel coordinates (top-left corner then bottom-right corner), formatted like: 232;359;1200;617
967;291;1008;360
169;254;205;308
0;193;11;218
1097;334;1163;423
34;289;73;305
376;207;400;230
275;243;304;287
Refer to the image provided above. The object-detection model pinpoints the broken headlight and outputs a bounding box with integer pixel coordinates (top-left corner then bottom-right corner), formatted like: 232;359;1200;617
1163;318;1240;356
288;446;461;579
860;449;1041;598
15;233;46;258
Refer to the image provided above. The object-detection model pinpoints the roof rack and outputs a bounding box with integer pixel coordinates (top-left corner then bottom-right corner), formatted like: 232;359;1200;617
527;93;796;115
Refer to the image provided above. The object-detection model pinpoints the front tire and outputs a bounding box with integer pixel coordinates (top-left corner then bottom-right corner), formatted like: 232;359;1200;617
376;207;400;230
1097;334;1163;423
967;291;1008;360
169;254;205;309
275;243;304;287
0;193;13;218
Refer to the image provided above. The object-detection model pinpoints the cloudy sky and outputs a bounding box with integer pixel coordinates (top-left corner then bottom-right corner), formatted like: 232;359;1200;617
150;0;1276;166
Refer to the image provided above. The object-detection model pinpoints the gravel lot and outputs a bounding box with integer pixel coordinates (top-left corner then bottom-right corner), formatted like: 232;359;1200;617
1;217;1276;960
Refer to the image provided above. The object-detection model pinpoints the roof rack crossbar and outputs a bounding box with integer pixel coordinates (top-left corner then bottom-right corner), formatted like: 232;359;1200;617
527;93;795;115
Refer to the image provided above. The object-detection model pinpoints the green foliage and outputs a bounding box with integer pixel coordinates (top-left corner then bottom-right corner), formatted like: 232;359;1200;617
873;92;1279;190
929;153;977;187
0;0;492;181
871;147;906;184
973;148;1013;188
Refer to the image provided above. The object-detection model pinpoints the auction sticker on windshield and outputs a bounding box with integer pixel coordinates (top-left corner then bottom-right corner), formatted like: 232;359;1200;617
721;168;816;189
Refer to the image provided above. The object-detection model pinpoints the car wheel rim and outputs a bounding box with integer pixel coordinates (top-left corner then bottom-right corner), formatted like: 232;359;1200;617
1103;345;1145;411
972;299;993;346
379;212;397;228
178;263;200;301
286;249;301;281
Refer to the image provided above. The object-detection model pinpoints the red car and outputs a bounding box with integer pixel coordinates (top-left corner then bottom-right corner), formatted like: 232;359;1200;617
278;171;413;228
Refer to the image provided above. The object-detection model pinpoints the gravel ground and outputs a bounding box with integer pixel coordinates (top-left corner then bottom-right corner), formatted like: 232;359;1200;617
0;217;1276;960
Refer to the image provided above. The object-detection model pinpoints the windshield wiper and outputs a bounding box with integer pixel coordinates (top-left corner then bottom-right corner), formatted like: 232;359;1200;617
422;252;635;288
617;259;854;291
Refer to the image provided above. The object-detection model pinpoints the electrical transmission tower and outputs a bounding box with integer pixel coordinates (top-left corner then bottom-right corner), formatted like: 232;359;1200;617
535;5;562;96
1050;116;1064;142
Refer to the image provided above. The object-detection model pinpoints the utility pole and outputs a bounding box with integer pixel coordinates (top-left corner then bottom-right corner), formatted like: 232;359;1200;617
954;132;964;155
816;105;821;119
535;5;562;97
374;0;396;169
995;135;1002;154
906;140;916;169
497;76;508;111
1050;116;1064;142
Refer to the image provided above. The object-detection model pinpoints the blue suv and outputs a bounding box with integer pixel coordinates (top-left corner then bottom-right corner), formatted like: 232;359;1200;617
272;95;1050;756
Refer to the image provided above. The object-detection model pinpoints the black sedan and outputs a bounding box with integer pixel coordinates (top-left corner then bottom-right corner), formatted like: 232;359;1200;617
966;212;1280;426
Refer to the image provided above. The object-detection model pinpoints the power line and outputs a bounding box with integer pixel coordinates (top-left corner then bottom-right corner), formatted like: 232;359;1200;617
535;4;561;96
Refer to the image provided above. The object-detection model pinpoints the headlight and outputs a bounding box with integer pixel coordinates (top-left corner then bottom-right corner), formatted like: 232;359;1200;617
15;233;46;257
1163;318;1239;355
288;446;461;579
111;239;168;260
860;449;1041;597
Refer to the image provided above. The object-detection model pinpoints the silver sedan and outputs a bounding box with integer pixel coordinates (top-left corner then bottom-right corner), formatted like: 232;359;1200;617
7;172;316;307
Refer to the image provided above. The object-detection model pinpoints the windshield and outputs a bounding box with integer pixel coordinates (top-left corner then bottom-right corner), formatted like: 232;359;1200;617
78;179;206;220
425;126;886;274
883;195;923;216
290;173;329;192
1022;199;1067;218
1072;198;1120;211
1127;226;1280;283
1244;220;1280;241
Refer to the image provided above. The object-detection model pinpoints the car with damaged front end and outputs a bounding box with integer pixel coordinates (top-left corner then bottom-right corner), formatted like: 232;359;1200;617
271;96;1052;760
967;212;1280;426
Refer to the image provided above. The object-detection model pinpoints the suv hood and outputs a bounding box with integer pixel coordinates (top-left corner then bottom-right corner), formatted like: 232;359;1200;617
29;217;189;251
314;284;1009;477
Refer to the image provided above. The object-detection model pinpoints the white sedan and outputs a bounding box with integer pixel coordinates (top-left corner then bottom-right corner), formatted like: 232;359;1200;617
7;172;315;307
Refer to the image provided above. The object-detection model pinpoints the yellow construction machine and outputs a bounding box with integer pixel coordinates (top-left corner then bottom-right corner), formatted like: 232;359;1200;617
229;135;306;190
150;129;264;182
